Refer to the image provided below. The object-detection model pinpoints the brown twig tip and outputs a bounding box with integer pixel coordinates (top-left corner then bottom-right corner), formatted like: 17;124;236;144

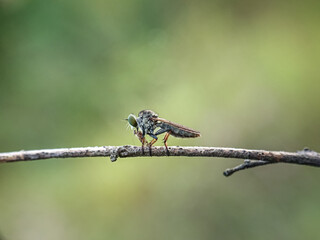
223;160;277;177
0;146;320;177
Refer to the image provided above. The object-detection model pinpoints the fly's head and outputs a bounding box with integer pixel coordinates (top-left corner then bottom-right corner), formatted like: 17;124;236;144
126;114;138;131
126;113;146;144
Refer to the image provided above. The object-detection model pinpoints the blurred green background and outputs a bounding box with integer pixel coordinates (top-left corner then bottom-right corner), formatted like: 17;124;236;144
1;0;320;239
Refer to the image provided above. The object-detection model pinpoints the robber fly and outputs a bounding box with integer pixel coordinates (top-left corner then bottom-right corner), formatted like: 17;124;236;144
126;110;201;155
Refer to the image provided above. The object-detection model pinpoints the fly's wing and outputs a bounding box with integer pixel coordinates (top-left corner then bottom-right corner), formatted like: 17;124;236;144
152;117;201;138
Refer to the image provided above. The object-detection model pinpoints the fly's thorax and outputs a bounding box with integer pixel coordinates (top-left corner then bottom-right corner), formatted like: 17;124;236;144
138;110;158;119
144;117;157;134
137;110;158;134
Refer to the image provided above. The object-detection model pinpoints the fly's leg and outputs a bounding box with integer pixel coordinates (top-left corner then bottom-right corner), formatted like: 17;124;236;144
163;131;171;156
155;128;170;156
147;134;158;156
134;130;146;154
141;137;145;154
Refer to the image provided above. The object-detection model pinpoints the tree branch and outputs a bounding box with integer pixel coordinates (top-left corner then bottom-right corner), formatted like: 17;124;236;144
0;146;319;176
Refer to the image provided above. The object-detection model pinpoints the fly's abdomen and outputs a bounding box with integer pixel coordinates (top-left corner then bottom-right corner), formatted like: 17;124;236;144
158;122;200;138
171;128;200;138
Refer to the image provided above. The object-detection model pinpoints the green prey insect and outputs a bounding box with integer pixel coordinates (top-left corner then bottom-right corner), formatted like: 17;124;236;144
126;110;201;155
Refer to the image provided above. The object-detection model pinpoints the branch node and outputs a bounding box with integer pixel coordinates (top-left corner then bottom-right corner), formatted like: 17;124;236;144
108;145;132;162
109;146;120;162
118;145;130;157
298;147;320;157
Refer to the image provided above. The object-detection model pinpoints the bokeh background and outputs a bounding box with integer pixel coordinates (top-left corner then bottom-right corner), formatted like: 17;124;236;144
1;0;320;239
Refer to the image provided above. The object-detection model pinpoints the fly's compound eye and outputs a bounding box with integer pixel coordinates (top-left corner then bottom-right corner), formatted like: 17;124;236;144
127;114;138;128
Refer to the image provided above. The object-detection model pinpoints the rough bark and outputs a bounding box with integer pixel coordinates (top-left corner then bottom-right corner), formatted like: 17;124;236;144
1;146;319;176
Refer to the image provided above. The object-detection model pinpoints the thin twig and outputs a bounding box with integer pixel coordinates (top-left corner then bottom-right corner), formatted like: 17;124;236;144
223;160;277;177
0;146;319;176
